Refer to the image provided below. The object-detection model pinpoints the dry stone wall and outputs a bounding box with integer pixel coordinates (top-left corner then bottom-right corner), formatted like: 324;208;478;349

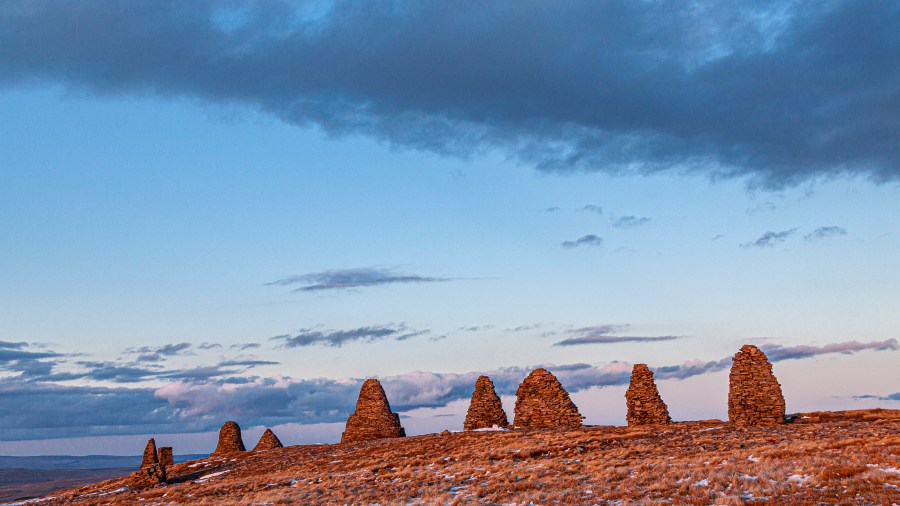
253;428;284;451
464;375;509;430
212;421;247;456
341;379;406;443
625;364;672;426
513;368;583;429
728;345;786;426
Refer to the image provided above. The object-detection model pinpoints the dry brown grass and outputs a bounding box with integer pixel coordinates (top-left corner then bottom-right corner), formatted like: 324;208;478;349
18;409;900;505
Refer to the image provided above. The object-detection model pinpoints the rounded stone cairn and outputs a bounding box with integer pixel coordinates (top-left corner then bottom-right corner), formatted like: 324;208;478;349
625;364;672;426
252;428;284;451
513;368;583;429
341;378;406;443
728;345;786;426
464;375;509;430
211;421;247;456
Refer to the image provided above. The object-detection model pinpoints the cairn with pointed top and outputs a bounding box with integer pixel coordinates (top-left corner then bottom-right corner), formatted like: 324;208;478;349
212;421;247;456
513;368;583;429
464;375;509;430
130;438;166;488
341;379;406;443
252;428;284;451
728;345;786;426
625;364;672;426
139;438;159;469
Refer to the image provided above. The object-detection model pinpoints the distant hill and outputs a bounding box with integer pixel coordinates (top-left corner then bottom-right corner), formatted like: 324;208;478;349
0;454;206;470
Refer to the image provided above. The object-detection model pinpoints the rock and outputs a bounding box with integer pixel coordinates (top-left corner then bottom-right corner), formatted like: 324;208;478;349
464;375;509;430
513;368;583;429
212;421;247;456
129;464;166;489
341;379;406;443
157;447;174;468
728;345;786;426
139;438;159;469
625;364;672;426
252;428;284;451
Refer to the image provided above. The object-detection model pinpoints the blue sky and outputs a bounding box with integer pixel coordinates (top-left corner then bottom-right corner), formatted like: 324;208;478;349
1;0;899;455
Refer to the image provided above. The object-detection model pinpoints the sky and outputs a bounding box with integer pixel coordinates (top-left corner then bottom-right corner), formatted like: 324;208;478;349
1;0;899;455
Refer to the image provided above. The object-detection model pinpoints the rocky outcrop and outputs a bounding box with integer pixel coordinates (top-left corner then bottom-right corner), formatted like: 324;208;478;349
212;421;247;456
157;447;174;468
464;375;509;430
130;438;165;489
252;428;284;451
625;364;672;426
513;368;583;429
341;379;406;443
728;345;786;426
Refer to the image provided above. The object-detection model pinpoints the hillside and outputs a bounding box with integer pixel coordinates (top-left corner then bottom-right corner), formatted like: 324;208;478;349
17;409;900;505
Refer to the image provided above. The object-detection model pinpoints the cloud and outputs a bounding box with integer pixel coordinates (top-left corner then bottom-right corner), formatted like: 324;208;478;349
230;343;261;351
271;323;430;348
741;229;797;248
611;216;651;228
562;234;603;248
2;2;897;187
0;341;28;350
759;339;898;362
125;342;193;362
553;325;682;346
579;205;604;215
544;206;561;213
197;342;223;350
852;392;900;402
268;268;449;292
804;226;848;241
457;325;495;332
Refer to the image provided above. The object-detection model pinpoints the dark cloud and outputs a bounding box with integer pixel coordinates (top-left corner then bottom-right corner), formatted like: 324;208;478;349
553;325;682;346
268;268;449;292
611;216;651;228
125;342;193;362
741;229;797;248
457;325;495;332
803;226;848;241
230;343;261;351
197;342;223;350
759;339;897;362
562;234;603;248
853;392;900;402
271;323;430;348
579;205;604;215
1;1;897;187
544;206;561;213
0;340;28;350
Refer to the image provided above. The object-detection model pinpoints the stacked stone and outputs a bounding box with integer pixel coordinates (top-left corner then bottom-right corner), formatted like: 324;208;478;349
513;368;583;429
464;375;509;430
130;438;165;489
139;438;159;468
625;364;672;426
157;447;174;468
252;428;284;451
341;379;406;443
728;345;786;426
211;421;247;456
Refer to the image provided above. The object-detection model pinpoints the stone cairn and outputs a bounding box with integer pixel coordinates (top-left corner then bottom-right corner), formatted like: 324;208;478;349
625;364;672;426
212;421;247;456
513;368;583;429
341;378;406;443
157;446;174;468
252;428;284;451
728;345;786;426
130;438;165;489
464;375;509;430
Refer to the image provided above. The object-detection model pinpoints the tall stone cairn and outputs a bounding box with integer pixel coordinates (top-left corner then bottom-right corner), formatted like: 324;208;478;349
625;364;672;426
157;447;174;468
139;438;159;469
464;375;509;430
728;345;786;426
252;428;284;451
341;378;406;443
130;438;165;489
212;421;247;456
513;368;583;429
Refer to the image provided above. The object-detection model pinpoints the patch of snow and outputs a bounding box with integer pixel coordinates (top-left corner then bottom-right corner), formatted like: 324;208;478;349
747;455;759;463
693;479;709;487
194;470;231;483
739;474;757;481
473;426;509;432
700;426;722;431
787;474;812;485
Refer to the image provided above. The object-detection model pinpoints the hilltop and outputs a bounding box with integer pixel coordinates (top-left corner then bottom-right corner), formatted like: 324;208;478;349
18;409;900;505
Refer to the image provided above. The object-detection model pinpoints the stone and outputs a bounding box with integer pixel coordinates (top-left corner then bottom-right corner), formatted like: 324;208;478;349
341;379;406;443
513;368;583;429
728;345;786;426
212;421;247;456
157;447;174;468
625;364;672;426
464;375;509;430
139;438;159;469
129;464;165;489
252;428;284;451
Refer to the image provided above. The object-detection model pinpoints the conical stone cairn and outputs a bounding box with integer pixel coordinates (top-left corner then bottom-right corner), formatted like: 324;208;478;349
341;378;406;443
513;368;583;429
625;364;672;426
157;446;174;468
252;428;284;451
139;438;159;469
464;375;509;430
211;421;247;456
130;438;165;489
728;345;786;426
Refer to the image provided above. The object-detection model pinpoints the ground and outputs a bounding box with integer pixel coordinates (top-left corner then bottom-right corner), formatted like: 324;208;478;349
14;409;900;505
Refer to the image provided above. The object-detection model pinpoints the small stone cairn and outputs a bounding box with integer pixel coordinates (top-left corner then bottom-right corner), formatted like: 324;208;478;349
625;364;672;426
728;345;786;426
252;428;284;451
129;438;165;489
212;421;247;456
513;368;583;429
157;446;174;468
341;378;406;443
464;375;509;430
